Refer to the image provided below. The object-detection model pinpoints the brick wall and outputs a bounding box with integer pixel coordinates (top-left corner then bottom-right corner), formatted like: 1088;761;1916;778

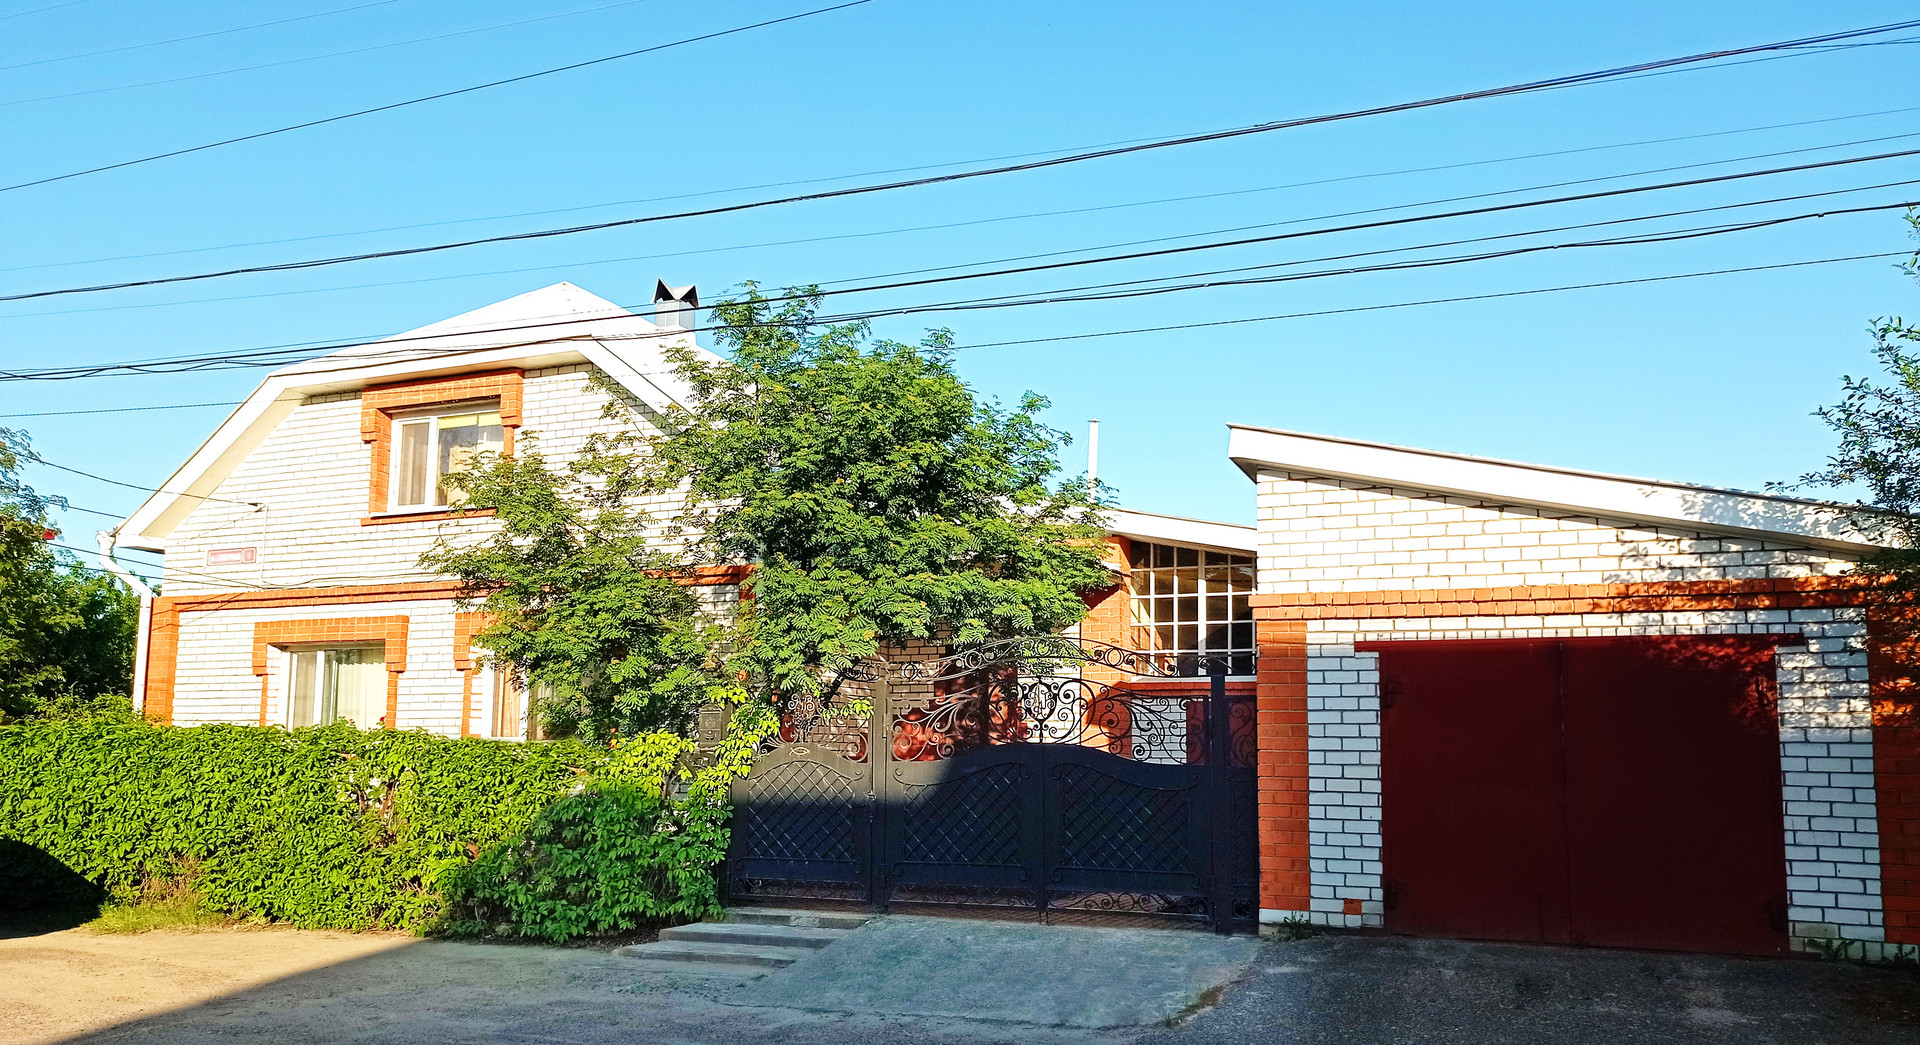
161;365;688;595
1251;470;1896;956
149;363;737;735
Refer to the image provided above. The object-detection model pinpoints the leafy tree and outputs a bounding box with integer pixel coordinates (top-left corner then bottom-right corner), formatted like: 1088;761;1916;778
1796;214;1920;597
418;432;725;744
0;427;140;722
650;286;1111;703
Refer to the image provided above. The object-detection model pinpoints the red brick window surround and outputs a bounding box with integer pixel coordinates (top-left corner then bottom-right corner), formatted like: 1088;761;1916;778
251;616;410;728
360;369;522;523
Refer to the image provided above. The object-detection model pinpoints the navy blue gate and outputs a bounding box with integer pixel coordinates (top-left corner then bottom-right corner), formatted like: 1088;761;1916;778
726;639;1257;933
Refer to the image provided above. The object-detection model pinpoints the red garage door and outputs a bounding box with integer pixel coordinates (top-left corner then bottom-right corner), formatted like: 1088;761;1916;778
1371;636;1790;956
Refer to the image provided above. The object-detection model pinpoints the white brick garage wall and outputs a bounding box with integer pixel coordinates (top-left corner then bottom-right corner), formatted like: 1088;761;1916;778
1235;442;1897;957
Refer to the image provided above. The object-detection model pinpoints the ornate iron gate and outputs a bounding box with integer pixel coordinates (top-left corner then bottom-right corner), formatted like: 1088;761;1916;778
725;639;1258;933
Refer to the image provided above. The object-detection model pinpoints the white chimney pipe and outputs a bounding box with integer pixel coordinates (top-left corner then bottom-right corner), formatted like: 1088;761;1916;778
652;280;699;333
1087;418;1099;499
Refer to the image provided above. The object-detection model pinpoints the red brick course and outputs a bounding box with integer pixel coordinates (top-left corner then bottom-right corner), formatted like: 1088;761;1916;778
1254;613;1311;913
359;369;524;518
250;617;410;727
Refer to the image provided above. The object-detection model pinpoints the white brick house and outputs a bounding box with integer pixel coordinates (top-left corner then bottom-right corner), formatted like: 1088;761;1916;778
109;281;748;737
1229;424;1918;957
107;281;1208;743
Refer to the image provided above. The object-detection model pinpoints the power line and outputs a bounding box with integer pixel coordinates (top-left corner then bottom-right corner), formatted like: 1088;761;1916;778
0;401;240;417
0;0;93;22
14;102;1918;279
6;18;1915;286
952;251;1918;351
0;0;410;72
23;453;263;507
0;0;669;108
10;144;1918;379
0;0;881;194
6;141;1917;358
8;183;1915;383
11;123;1917;321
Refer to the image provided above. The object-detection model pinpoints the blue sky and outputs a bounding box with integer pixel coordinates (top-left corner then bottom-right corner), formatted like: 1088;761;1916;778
3;0;1918;577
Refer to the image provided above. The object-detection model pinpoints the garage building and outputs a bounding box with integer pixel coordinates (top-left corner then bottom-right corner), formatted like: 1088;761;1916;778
1230;425;1918;957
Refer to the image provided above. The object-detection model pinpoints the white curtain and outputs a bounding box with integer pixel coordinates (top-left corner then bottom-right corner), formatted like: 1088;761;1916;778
329;648;385;728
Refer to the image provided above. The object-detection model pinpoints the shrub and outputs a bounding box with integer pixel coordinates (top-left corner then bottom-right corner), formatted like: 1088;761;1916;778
0;716;762;937
439;706;777;940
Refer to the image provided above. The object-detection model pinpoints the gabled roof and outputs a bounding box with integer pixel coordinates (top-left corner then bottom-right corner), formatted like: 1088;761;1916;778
114;283;718;552
1227;424;1889;554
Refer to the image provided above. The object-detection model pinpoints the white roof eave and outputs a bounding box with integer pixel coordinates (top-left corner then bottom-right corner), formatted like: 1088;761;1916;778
1103;507;1256;553
1226;424;1888;555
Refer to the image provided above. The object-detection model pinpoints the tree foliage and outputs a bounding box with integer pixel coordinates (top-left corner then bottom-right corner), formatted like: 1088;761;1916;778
650;287;1112;701
417;432;725;744
1797;215;1920;596
0;428;139;723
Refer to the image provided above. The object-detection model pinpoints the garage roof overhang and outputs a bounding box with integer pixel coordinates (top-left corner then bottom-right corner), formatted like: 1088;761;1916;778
1226;424;1890;556
1103;507;1256;554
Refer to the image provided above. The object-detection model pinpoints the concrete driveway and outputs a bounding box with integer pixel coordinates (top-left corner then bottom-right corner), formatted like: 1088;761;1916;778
2;921;1915;1045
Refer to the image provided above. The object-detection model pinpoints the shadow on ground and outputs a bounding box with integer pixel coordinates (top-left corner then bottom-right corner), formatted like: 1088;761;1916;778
0;842;102;940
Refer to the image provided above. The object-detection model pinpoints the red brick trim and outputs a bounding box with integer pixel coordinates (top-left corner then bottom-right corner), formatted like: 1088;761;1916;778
1255;612;1311;913
359;369;523;518
679;564;753;586
141;571;747;725
1253;576;1881;620
142;600;181;725
251;616;410;728
1870;616;1920;945
360;508;498;527
163;581;468;615
453;610;492;738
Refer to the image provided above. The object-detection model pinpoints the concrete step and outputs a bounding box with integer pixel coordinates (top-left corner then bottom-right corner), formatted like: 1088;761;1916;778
723;907;875;931
659;921;849;950
616;939;816;968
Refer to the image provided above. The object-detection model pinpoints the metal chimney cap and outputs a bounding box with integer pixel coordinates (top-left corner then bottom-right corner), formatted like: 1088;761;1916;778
652;280;698;308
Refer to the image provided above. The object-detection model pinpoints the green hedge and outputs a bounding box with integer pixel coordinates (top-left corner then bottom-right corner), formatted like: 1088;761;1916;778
0;714;771;938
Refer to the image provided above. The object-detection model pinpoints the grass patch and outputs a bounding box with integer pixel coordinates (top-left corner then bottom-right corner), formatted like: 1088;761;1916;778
85;859;245;934
87;895;238;933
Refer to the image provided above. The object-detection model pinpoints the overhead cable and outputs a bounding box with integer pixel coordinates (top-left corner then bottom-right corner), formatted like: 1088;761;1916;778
0;0;880;194
5;18;1916;287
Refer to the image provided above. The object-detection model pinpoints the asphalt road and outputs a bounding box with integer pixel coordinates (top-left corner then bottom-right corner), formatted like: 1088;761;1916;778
1165;934;1920;1045
4;922;1916;1045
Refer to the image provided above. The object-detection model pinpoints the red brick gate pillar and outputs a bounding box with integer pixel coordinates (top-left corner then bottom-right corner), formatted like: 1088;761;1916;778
1254;609;1311;916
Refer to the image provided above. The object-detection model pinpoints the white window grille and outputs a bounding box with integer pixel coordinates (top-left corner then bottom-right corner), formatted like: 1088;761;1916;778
1127;541;1256;674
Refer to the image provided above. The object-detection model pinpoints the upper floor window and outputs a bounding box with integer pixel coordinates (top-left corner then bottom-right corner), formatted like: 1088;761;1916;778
1128;541;1255;675
391;405;503;509
287;646;384;728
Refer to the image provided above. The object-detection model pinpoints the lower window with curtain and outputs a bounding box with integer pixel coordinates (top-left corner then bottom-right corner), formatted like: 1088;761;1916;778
287;646;386;728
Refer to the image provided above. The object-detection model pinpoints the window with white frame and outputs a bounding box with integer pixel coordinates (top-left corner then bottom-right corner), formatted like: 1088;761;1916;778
1127;541;1255;674
475;664;549;741
389;404;505;510
286;646;385;728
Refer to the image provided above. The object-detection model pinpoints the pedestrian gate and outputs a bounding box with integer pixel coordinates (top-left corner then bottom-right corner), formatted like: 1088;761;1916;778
725;638;1258;933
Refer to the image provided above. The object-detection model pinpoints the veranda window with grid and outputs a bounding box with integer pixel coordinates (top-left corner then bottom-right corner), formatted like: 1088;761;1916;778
389;403;504;510
1127;541;1255;674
